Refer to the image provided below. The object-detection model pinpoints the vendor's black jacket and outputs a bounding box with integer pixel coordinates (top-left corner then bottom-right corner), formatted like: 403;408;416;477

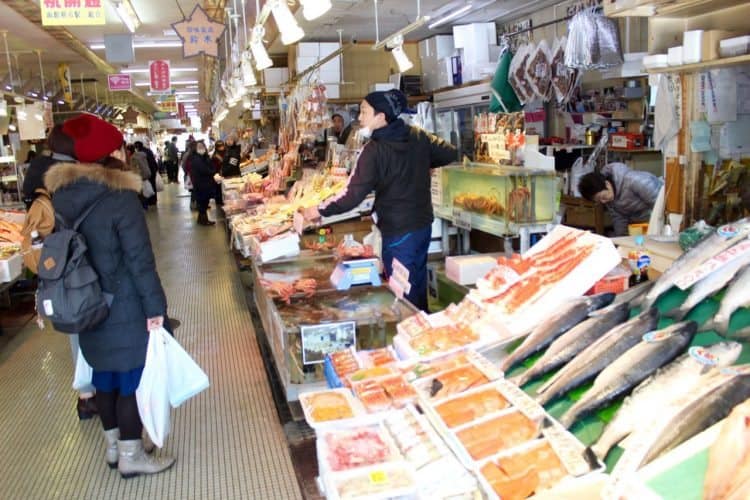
318;120;457;236
221;144;242;177
44;163;167;372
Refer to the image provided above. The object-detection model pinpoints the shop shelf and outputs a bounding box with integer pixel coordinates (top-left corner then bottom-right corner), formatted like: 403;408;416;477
647;54;750;74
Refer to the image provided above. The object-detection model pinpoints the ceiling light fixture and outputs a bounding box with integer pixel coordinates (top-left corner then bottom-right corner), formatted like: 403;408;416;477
134;79;199;87
113;0;142;33
175;90;200;95
299;0;332;21
390;36;413;72
428;3;473;29
270;0;305;45
177;98;200;103
89;40;183;50
121;67;198;74
250;27;273;70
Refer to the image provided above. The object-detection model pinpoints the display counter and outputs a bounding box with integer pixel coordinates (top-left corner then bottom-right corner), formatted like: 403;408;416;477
252;252;416;401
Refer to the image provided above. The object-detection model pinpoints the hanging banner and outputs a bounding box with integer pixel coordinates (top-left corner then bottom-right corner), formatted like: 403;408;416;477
171;4;227;59
57;63;73;105
41;0;106;26
149;60;171;94
108;74;132;91
158;97;178;114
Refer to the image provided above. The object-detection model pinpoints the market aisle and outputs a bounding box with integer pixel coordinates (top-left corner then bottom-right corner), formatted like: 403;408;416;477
0;184;302;500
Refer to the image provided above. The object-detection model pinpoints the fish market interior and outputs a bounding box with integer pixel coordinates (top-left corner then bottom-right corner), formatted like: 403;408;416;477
2;0;750;498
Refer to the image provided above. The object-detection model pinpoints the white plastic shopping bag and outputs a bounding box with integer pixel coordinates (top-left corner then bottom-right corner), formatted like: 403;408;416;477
163;330;209;407
136;328;170;448
72;347;93;391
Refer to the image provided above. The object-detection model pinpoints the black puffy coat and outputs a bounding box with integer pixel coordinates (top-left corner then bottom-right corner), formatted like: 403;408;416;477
44;163;167;371
190;153;215;193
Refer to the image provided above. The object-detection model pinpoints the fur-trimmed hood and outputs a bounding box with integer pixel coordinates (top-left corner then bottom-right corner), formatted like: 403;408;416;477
44;162;141;194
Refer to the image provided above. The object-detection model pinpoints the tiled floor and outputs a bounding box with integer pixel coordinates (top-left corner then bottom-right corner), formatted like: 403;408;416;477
0;184;302;500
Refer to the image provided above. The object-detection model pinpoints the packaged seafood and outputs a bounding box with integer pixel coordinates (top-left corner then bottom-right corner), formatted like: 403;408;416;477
525;39;552;101
324;348;361;388
384;406;480;499
357;347;398;368
353;379;392;413
323;463;417;500
299;388;365;428
479;440;568;500
318;426;401;473
456;410;542;461
396;312;431;339
347;366;397;385
406;324;479;357
378;375;418;407
434;386;511;429
413;363;491;402
399;350;472;382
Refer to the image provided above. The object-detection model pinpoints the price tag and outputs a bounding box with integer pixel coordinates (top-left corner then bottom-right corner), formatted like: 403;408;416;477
430;170;443;206
452;208;472;231
368;470;389;485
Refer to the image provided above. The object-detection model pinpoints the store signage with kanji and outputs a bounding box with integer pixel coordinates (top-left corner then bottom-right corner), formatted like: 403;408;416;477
171;4;227;58
41;0;106;26
108;74;132;91
149;60;171;94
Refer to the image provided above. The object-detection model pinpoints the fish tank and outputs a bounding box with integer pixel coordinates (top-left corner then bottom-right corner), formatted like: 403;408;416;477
255;252;338;290
254;279;416;401
435;162;557;235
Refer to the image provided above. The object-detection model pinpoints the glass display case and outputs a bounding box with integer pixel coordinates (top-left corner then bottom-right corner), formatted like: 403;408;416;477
254;257;416;401
434;162;558;236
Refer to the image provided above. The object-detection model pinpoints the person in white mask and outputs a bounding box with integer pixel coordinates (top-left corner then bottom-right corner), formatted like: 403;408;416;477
302;89;457;311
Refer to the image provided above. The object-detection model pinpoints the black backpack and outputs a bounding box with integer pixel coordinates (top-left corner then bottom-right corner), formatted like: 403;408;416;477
36;194;110;333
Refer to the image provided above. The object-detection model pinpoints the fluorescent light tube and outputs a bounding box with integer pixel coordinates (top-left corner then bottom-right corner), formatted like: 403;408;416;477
90;40;183;50
428;3;473;29
114;0;142;33
122;67;198;74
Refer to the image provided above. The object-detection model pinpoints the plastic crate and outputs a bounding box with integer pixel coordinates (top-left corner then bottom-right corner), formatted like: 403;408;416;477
586;266;629;295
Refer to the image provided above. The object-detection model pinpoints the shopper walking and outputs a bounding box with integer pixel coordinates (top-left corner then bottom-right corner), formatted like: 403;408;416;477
191;141;216;226
182;139;197;210
135;141;159;206
129;143;151;209
21;123;99;419
165;136;179;183
303;89;457;311
44;113;175;477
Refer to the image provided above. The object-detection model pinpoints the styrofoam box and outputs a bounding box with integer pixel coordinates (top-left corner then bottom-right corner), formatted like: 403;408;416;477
720;35;750;57
643;54;669;69
445;255;498;285
667;46;684;66
319;42;341;57
295;56;318;73
0;253;22;283
419;35;455;61
263;68;289;91
325;84;340;99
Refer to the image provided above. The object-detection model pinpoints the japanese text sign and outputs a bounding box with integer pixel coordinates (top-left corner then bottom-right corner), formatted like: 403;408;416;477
171;4;226;59
107;74;132;91
41;0;105;26
149;60;171;94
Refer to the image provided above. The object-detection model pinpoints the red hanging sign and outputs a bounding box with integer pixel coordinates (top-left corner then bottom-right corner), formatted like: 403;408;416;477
149;60;171;94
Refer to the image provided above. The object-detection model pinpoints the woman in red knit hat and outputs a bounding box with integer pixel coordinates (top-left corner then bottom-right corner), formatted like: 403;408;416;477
44;113;176;478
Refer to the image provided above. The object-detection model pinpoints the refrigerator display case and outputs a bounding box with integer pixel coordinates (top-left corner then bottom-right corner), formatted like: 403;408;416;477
253;255;416;401
433;162;558;238
434;82;492;161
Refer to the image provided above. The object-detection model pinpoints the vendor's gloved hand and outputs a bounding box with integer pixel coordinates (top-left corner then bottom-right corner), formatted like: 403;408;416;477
301;206;321;222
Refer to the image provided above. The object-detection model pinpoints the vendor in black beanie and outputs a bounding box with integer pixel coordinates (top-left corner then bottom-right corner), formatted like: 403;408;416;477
22;124;76;207
302;89;457;311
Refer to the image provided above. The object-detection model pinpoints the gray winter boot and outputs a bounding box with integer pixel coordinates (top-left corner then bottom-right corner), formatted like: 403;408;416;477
142;431;155;454
117;439;175;479
104;428;119;469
